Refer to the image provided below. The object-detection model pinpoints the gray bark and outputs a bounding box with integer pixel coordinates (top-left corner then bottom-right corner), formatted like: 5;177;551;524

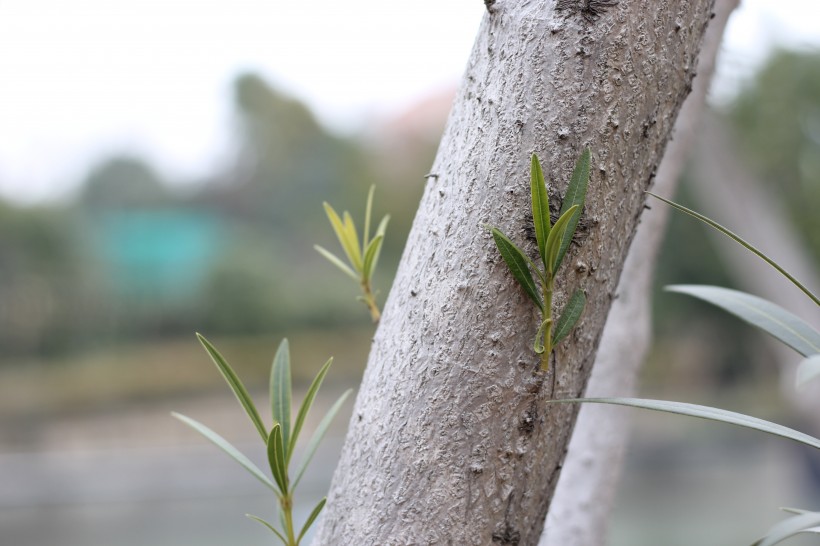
315;1;715;544
541;2;738;544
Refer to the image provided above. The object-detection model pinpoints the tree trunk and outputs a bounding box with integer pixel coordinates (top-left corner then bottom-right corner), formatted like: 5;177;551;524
541;2;738;543
315;2;715;544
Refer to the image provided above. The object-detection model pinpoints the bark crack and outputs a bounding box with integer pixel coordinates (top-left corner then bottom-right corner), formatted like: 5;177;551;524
556;0;620;24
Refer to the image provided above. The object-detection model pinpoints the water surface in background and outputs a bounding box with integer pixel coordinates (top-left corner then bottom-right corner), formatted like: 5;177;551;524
2;391;818;545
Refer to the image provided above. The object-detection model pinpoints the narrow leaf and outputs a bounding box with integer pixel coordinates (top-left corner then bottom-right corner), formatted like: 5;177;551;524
197;334;267;442
552;289;586;345
267;423;288;494
292;389;352;490
530;153;551;264
551;398;820;451
247;514;288;544
362;234;384;283
796;354;820;389
375;214;390;237
172;413;276;491
545;205;579;274
322;202;361;272
363;184;375;249
491;228;543;311
374;214;390;265
666;285;820;357
342;211;363;270
647;192;819;305
289;357;334;462
368;215;390;281
270;339;292;455
533;318;550;354
555;147;590;269
297;497;327;543
753;511;820;546
781;508;812;516
314;245;358;281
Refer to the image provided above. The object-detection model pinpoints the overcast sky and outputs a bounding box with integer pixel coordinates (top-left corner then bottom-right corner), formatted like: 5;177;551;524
0;0;818;204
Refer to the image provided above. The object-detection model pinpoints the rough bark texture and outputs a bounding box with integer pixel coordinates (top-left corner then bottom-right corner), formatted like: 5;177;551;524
540;2;737;544
315;1;714;544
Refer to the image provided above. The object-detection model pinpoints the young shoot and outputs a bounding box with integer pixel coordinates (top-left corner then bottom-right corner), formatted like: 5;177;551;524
173;334;352;546
490;149;590;371
315;185;390;322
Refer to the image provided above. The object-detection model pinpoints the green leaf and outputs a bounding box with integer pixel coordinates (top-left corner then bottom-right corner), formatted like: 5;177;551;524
292;389;352;490
666;285;820;357
796;354;820;389
555;147;590;269
172;412;277;491
552;289;586;345
533;318;550;354
551;398;820;451
530;153;551;265
289;357;334;462
342;211;363;270
647;192;819;306
491;228;543;311
545;205;579;274
314;245;358;281
753;511;820;546
366;215;390;282
363;184;375;249
271;339;292;456
246;514;288;544
267;423;288;495
196;334;268;442
362;234;384;283
375;214;390;238
297;497;327;543
322;202;361;273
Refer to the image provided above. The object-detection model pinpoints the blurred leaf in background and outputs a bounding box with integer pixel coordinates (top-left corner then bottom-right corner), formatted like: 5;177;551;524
729;49;820;264
648;49;820;393
650;182;769;389
226;73;374;230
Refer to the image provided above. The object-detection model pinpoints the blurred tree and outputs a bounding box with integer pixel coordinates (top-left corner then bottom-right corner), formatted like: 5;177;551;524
75;155;224;343
197;226;284;334
227;73;373;230
361;87;451;265
79;156;170;209
650;181;766;388
729;49;820;262
0;201;100;357
645;50;820;389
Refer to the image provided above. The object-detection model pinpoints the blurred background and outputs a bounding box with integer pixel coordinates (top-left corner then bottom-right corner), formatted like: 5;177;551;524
0;1;819;544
